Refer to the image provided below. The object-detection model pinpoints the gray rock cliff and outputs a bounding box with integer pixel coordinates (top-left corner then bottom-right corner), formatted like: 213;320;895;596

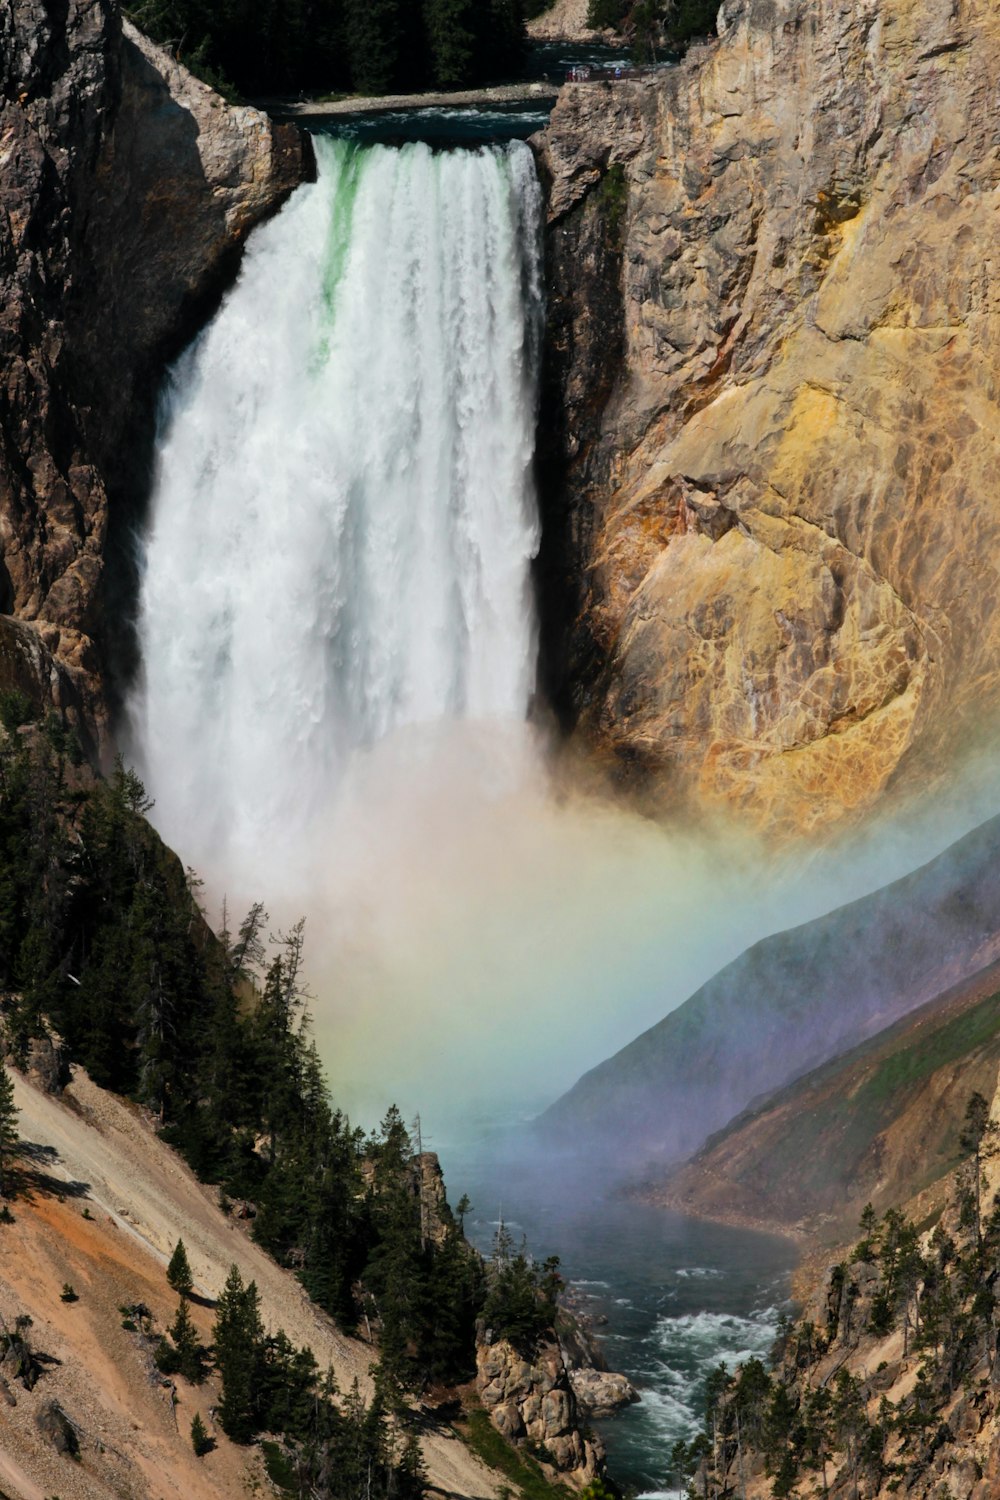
0;0;308;748
477;1335;605;1486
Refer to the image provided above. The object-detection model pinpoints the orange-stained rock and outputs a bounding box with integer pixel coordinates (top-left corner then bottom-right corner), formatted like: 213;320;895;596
535;0;1000;837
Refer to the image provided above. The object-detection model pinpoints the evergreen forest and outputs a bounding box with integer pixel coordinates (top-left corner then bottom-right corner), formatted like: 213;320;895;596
0;703;564;1491
124;0;529;99
669;1097;1000;1498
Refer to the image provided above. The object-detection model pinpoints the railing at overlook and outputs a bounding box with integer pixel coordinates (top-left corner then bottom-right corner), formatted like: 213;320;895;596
562;63;666;83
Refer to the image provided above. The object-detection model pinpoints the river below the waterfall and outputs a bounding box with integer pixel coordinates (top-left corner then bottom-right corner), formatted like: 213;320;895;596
440;1138;796;1497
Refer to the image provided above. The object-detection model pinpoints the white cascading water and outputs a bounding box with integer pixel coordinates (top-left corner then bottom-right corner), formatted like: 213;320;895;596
130;135;543;889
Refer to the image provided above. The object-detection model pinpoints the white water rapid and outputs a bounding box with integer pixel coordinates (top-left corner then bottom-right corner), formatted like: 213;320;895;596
131;134;543;886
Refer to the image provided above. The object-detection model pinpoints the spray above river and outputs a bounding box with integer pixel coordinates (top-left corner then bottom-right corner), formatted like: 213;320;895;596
127;123;1000;1128
131;134;543;883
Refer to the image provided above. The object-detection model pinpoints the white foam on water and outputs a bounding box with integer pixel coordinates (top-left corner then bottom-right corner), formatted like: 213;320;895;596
608;1303;780;1490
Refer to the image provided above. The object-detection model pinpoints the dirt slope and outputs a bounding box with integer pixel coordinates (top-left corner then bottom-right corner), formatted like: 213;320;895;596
0;1068;499;1500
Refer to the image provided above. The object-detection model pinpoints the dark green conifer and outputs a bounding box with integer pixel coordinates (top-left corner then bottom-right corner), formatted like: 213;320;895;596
167;1238;194;1297
213;1264;264;1442
345;0;404;93
0;1062;19;1198
170;1296;205;1383
190;1410;212;1456
424;0;477;86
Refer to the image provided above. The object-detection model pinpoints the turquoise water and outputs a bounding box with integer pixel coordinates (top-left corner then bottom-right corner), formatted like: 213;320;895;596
307;102;553;147
443;1142;795;1496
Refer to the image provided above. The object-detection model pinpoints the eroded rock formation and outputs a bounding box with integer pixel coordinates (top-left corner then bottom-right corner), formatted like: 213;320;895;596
0;0;308;749
535;0;1000;836
477;1335;605;1485
567;1366;640;1419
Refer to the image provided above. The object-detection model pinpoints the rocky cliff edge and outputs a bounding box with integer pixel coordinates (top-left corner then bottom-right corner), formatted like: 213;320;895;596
0;0;308;751
477;1335;606;1485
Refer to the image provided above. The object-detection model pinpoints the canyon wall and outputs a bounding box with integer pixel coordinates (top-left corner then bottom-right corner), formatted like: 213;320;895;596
0;0;308;749
656;962;1000;1238
535;0;1000;837
540;809;1000;1165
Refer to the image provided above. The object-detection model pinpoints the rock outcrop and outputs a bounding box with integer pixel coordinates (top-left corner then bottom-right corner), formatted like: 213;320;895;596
557;1302;640;1417
0;0;308;750
567;1367;640;1419
526;0;614;44
535;0;1000;836
359;1150;454;1248
477;1336;604;1486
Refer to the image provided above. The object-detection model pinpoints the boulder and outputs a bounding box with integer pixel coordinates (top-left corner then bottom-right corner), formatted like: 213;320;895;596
569;1368;640;1418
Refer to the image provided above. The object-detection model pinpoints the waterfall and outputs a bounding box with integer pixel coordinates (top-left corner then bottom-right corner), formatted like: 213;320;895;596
130;135;543;889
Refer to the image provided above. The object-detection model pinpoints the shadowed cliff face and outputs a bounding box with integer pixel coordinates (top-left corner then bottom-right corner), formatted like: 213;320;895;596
0;1;308;749
535;0;1000;837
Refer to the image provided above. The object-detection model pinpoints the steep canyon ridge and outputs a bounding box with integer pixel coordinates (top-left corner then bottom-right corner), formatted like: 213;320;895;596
0;0;306;748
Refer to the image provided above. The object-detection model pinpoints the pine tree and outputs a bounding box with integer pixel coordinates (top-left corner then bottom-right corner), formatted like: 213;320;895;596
482;1221;553;1352
345;0;404;93
170;1296;204;1383
424;0;477;87
0;1062;19;1198
229;901;268;983
396;1429;428;1498
190;1410;212;1456
167;1238;194;1297
213;1264;264;1442
482;0;526;77
961;1090;994;1243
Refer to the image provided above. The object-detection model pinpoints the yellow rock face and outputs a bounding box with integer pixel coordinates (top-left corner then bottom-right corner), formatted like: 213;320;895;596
537;0;1000;836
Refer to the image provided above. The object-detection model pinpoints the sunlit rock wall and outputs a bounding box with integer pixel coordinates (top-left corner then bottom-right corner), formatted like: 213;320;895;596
536;0;1000;837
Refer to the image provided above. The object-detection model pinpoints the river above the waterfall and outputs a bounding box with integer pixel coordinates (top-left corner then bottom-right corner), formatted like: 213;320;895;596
439;1137;796;1497
305;103;554;145
290;43;676;147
